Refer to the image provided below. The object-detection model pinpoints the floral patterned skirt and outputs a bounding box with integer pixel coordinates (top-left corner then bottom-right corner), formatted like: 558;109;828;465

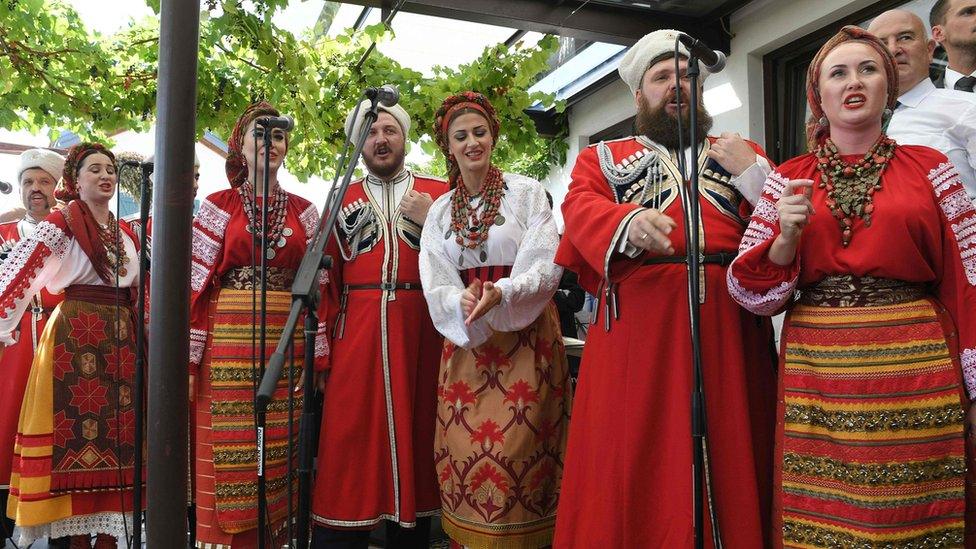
6;289;138;546
435;303;572;549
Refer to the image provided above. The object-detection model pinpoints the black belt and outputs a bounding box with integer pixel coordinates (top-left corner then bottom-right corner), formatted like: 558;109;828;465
642;252;736;267
344;282;422;291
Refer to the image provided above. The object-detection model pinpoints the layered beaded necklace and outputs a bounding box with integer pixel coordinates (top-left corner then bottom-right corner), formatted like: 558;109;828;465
449;165;504;263
98;211;130;277
814;135;896;247
238;180;290;260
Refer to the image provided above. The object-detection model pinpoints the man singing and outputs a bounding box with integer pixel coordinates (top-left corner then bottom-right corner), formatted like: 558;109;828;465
553;29;777;547
311;101;447;548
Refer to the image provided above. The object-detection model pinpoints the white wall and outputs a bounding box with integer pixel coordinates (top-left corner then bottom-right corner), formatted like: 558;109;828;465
542;78;635;231
715;0;879;141
543;0;881;212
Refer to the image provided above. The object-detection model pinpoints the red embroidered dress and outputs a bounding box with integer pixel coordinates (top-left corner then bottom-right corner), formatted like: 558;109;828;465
0;218;62;489
728;145;976;547
420;174;572;548
0;208;140;546
312;170;447;530
553;136;777;548
189;188;326;548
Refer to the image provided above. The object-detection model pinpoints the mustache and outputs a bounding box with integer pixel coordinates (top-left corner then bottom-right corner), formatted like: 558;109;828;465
26;192;51;208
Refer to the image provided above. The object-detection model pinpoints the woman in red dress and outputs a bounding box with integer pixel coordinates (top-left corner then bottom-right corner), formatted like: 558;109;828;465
188;102;326;548
728;26;976;546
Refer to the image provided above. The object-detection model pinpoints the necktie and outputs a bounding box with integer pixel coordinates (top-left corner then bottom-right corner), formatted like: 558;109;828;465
883;101;901;133
955;76;976;92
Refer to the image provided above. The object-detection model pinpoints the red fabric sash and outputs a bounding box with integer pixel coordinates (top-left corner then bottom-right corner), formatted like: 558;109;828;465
459;265;513;286
65;284;136;306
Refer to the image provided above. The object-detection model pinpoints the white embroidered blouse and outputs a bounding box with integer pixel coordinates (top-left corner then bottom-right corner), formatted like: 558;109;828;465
419;173;562;349
0;219;138;345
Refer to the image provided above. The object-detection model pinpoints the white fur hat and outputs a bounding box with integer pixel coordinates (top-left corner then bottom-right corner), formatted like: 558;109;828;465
344;100;411;140
618;29;708;95
18;148;65;183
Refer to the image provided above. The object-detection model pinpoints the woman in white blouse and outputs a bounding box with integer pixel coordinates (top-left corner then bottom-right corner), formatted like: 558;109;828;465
0;143;140;549
419;91;572;548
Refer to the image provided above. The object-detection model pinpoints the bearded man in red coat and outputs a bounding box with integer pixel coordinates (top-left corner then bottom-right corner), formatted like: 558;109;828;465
554;29;778;548
311;101;447;548
0;149;65;542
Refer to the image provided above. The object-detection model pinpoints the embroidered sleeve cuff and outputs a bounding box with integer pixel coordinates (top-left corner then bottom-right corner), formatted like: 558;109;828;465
189;328;207;368
314;321;330;358
962;348;976;400
726;271;798;316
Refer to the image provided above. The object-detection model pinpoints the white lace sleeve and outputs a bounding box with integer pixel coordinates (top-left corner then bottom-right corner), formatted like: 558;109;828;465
0;220;69;344
485;175;562;332
419;194;494;349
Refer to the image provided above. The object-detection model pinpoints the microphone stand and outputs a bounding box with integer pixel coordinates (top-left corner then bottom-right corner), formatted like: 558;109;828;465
256;97;382;549
254;121;276;549
132;162;152;548
674;45;722;549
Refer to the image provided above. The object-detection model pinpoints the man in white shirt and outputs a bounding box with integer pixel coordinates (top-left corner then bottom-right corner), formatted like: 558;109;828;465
931;0;976;90
869;9;976;198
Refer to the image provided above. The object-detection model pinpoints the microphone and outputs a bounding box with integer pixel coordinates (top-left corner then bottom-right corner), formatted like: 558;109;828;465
365;85;399;107
256;115;295;131
0;181;11;194
677;33;727;73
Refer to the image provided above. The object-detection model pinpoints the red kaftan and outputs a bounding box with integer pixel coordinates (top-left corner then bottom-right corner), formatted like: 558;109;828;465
312;171;447;529
554;136;777;547
0;220;61;488
727;145;976;546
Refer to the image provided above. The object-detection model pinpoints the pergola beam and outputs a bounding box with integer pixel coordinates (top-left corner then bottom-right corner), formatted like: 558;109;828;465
339;0;732;50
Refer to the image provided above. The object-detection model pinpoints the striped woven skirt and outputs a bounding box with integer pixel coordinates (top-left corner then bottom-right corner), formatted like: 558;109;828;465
194;287;303;549
777;298;967;547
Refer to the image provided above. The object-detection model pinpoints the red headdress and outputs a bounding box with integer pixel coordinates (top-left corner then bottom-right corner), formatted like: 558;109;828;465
58;142;115;202
433;91;500;187
225;101;287;188
58;142;125;283
806;25;898;148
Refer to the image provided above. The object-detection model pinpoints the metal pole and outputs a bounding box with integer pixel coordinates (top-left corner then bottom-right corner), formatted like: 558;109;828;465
132;164;152;547
682;53;722;549
148;1;199;547
256;124;273;549
685;55;707;549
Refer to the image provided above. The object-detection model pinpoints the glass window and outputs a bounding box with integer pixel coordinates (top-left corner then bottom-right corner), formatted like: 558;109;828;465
764;0;939;162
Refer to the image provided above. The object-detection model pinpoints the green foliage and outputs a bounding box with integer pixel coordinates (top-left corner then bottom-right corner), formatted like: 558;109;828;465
0;0;567;182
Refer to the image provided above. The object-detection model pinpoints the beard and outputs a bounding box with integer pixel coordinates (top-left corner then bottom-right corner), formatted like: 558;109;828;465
636;95;713;150
363;147;406;180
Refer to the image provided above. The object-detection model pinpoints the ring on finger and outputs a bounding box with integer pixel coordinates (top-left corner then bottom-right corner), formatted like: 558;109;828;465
640;232;649;240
